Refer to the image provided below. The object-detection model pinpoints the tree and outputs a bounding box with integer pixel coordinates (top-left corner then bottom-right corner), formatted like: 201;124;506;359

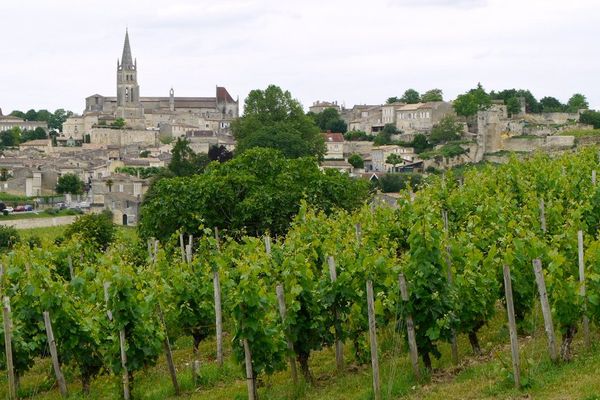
232;85;325;160
24;109;38;121
400;89;421;104
1;127;21;147
505;97;521;117
311;108;348;133
453;83;492;117
374;123;398;145
9;110;25;119
386;96;400;104
168;137;210;176
344;130;372;141
411;133;431;154
348;153;364;169
139;150;151;158
490;89;540;113
421;89;444;102
56;173;84;195
49;109;74;131
386;153;404;171
379;174;404;192
567;93;589;112
138;148;371;241
539;96;565;113
429;116;463;144
580;110;600;128
208;144;233;163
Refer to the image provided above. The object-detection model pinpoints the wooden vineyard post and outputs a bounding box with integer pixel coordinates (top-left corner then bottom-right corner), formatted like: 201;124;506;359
593;170;597;186
276;284;298;384
442;210;459;363
327;256;344;371
355;223;362;243
104;282;130;400
179;233;186;262
3;296;16;400
398;274;420;380
502;265;521;389
184;234;193;264
243;338;257;400
578;230;591;349
539;199;546;234
119;330;131;400
214;227;224;368
532;259;558;363
158;307;180;395
43;311;68;397
68;255;74;281
366;280;381;400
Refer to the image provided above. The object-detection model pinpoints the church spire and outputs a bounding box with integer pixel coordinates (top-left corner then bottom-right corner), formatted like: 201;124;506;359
120;29;134;70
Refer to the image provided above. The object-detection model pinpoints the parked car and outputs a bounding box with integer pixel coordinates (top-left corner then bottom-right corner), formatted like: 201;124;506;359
24;205;33;211
4;207;13;213
14;205;26;212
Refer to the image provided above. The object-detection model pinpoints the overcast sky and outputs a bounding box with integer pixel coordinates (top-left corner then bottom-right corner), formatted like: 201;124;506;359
1;0;599;115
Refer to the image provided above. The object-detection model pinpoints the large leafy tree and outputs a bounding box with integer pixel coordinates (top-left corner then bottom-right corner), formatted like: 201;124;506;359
453;83;492;117
56;173;84;195
539;96;565;113
168;137;210;177
580;110;600;128
421;89;444;102
232;85;325;160
567;93;588;112
490;89;540;113
400;89;421;104
310;107;347;133
138;148;370;241
429;115;463;144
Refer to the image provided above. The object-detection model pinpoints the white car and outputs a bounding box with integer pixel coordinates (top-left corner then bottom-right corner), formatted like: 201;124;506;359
4;207;13;213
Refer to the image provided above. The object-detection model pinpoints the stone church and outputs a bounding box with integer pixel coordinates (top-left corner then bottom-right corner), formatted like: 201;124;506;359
63;30;239;146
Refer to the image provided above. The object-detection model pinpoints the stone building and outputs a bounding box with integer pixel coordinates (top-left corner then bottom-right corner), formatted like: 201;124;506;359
64;30;239;147
309;101;341;114
393;102;454;133
0;109;48;132
323;132;344;160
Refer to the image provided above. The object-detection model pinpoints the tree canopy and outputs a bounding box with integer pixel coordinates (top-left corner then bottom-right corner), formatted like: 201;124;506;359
453;83;492;117
309;107;347;133
9;108;73;131
429;116;463;145
232;85;325;160
421;89;444;102
168;138;210;177
138;147;371;241
567;93;588;112
400;89;421;104
56;173;85;195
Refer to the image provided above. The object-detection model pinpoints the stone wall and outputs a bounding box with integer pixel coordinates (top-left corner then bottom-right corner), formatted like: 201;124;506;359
90;128;158;146
0;215;77;229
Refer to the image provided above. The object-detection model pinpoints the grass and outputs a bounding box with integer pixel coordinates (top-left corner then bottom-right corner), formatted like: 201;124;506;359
2;303;600;400
560;129;600;138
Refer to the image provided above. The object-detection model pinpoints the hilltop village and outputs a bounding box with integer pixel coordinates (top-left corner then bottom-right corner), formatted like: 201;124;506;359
1;31;598;226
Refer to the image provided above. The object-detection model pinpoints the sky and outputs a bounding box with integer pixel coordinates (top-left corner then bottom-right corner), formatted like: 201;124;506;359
1;0;599;115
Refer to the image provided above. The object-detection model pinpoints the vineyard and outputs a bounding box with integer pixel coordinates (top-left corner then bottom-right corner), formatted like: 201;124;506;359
2;147;600;399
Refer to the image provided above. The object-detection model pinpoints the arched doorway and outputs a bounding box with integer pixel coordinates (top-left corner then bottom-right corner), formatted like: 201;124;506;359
122;214;128;226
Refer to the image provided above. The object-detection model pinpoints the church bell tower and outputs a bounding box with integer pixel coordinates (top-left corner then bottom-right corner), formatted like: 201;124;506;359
116;29;143;120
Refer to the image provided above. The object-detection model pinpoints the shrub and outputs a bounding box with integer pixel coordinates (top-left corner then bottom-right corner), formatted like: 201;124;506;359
0;226;19;250
380;174;405;193
64;211;115;250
